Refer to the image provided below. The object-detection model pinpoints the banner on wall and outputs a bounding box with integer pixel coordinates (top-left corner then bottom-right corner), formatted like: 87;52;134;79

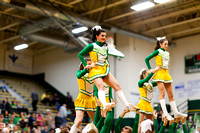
5;51;32;74
175;79;200;98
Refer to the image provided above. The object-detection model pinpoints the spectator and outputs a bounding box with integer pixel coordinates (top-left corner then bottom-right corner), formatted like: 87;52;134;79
0;114;5;132
28;112;36;128
36;112;44;127
41;92;50;106
11;100;17;111
52;93;60;106
41;125;49;133
187;115;194;132
19;115;26;129
59;104;67;126
55;112;63;128
49;128;54;133
0;98;11;114
31;90;39;112
33;124;42;133
0;83;8;92
16;101;29;115
10;112;20;125
3;111;9;123
44;109;54;129
65;92;73;108
8;118;15;132
2;122;9;133
13;125;19;133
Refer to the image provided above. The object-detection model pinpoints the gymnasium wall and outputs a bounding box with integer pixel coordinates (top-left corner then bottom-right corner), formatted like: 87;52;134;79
171;34;200;106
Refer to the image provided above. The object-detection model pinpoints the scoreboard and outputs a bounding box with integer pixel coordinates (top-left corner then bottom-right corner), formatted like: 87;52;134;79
185;53;200;73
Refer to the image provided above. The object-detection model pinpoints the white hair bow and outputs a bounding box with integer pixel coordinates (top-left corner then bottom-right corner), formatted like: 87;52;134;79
92;25;102;31
140;68;146;75
156;36;166;41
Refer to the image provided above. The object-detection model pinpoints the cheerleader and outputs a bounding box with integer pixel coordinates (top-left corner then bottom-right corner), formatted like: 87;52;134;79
145;37;187;120
78;25;130;110
70;59;97;133
137;66;161;133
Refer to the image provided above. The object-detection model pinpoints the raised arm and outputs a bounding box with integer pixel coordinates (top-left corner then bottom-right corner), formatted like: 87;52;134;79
138;72;154;87
145;50;159;69
132;110;140;133
76;69;88;79
115;109;130;133
78;44;93;66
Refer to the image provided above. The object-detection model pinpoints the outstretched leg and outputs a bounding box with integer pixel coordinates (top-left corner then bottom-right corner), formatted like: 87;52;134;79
103;73;129;107
157;82;173;120
165;83;188;118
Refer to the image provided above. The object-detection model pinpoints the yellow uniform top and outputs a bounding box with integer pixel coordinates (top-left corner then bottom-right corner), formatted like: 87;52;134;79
155;49;170;69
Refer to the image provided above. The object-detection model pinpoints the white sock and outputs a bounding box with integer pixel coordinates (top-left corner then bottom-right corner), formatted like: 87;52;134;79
169;101;179;115
98;90;107;107
160;99;169;115
116;90;129;107
70;125;79;133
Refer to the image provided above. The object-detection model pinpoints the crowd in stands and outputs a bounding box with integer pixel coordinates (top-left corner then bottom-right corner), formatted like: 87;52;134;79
0;90;198;133
0;91;77;133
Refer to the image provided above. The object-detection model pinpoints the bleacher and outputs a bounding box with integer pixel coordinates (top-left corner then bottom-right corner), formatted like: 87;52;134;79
0;76;57;116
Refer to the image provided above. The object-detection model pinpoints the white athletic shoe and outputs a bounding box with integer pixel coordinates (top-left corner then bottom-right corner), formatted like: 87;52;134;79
175;112;188;118
164;113;174;121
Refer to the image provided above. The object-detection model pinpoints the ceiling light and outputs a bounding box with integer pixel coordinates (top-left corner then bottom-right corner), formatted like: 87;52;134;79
154;0;171;4
72;26;88;34
130;1;155;11
14;44;28;50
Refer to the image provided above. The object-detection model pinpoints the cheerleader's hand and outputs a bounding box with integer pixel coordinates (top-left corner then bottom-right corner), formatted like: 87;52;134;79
155;65;162;71
153;111;158;119
110;98;118;108
129;104;139;112
163;117;168;126
95;96;102;107
85;62;97;70
103;103;112;111
169;119;174;125
101;110;107;118
182;115;188;124
175;117;181;123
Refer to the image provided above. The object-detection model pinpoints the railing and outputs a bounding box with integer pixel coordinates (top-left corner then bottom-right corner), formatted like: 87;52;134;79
177;99;188;113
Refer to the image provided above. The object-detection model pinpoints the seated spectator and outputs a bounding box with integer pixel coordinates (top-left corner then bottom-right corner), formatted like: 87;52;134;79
55;112;63;128
41;125;49;133
44;109;55;129
0;114;5;132
13;125;20;133
16;101;29;115
8;118;15;132
28;112;36;128
0;83;8;92
11;100;17;110
33;124;42;133
49;128;55;133
36;112;44;127
22;122;29;133
2;122;10;133
3;111;9;123
10;112;20;125
41;92;51;106
19;114;26;129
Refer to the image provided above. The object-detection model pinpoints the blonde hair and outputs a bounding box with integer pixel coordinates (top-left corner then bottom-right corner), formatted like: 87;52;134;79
82;123;98;133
